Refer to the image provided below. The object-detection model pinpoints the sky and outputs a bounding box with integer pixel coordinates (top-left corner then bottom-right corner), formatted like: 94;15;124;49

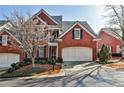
0;5;105;33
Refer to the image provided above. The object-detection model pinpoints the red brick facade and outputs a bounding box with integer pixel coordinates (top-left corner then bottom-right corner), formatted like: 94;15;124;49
0;10;98;62
0;31;24;61
0;46;24;61
98;31;122;53
58;24;97;61
38;12;57;25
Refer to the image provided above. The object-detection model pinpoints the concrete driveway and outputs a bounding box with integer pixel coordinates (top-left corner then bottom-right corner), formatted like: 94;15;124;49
0;62;124;87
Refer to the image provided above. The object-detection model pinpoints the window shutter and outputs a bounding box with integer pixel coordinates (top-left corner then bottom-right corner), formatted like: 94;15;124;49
72;29;74;39
80;29;83;39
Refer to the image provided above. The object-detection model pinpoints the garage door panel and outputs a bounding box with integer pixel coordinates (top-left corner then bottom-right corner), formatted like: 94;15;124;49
0;53;20;67
62;47;92;61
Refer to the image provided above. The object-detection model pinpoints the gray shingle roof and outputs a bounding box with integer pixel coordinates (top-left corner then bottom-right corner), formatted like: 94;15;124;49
0;20;8;27
51;16;62;25
62;21;98;38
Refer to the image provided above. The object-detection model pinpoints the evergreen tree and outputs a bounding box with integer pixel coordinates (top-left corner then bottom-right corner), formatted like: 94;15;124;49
99;44;111;64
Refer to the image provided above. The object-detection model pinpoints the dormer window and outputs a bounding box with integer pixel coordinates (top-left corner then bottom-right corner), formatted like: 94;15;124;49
2;35;8;46
74;28;81;39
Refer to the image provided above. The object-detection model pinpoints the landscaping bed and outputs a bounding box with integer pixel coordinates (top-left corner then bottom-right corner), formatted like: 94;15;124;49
0;64;61;78
106;62;124;70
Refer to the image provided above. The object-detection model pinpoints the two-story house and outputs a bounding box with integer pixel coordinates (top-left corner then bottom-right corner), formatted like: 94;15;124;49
29;9;99;62
0;9;99;67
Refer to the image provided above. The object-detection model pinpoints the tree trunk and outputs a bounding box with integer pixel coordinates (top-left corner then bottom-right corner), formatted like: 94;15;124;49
32;57;35;68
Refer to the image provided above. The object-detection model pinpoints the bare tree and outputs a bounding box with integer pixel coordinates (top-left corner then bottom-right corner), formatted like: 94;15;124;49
4;10;48;67
105;5;124;59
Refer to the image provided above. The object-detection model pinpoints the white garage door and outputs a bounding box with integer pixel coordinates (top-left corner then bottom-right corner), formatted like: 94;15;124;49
0;53;20;67
62;47;92;61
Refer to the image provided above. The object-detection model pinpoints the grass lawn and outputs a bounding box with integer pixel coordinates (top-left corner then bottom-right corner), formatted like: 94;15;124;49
0;64;61;78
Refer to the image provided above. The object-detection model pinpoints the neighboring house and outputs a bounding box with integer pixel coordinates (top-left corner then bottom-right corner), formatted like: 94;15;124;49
26;9;99;62
98;28;122;54
0;21;24;67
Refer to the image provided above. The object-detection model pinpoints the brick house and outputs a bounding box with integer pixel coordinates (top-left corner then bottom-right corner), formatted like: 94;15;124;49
26;9;99;62
0;9;100;67
0;21;24;67
98;28;122;55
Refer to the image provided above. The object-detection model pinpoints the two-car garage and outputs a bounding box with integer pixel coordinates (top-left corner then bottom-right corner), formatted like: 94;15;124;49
0;53;20;67
62;47;93;61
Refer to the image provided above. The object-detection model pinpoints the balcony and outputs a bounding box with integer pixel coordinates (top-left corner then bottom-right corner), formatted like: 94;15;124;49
48;36;57;42
48;36;58;46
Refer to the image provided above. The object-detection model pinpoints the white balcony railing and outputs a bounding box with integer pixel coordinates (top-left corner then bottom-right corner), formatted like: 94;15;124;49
48;36;57;43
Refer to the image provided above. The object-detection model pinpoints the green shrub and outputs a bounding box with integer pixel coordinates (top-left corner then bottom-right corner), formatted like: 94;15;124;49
7;68;15;73
46;58;51;64
39;60;43;64
15;63;20;70
11;63;16;68
24;61;31;65
18;62;25;67
99;44;111;63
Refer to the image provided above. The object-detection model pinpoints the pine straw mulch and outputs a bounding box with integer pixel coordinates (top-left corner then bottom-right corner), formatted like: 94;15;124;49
106;61;124;70
0;64;61;78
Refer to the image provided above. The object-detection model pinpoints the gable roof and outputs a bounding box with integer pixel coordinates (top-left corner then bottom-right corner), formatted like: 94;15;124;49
26;9;62;25
0;28;22;45
51;16;62;25
59;21;98;38
100;28;122;40
0;20;8;27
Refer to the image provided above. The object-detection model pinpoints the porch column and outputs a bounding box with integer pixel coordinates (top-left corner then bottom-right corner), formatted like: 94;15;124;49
47;30;50;59
56;44;58;59
48;46;49;58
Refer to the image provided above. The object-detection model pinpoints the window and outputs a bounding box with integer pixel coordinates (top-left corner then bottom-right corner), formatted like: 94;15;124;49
116;45;120;53
74;28;81;39
38;47;44;57
2;35;8;46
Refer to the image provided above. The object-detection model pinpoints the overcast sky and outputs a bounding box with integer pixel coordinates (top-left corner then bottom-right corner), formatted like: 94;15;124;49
0;5;105;33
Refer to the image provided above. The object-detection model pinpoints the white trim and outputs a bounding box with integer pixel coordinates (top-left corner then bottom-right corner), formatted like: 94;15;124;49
74;28;81;39
48;42;58;46
48;46;49;58
92;38;101;41
0;22;12;31
25;9;59;25
2;35;8;46
102;30;121;41
59;22;96;38
35;15;47;25
56;44;58;58
0;30;22;45
48;28;61;30
41;9;59;25
57;39;62;42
